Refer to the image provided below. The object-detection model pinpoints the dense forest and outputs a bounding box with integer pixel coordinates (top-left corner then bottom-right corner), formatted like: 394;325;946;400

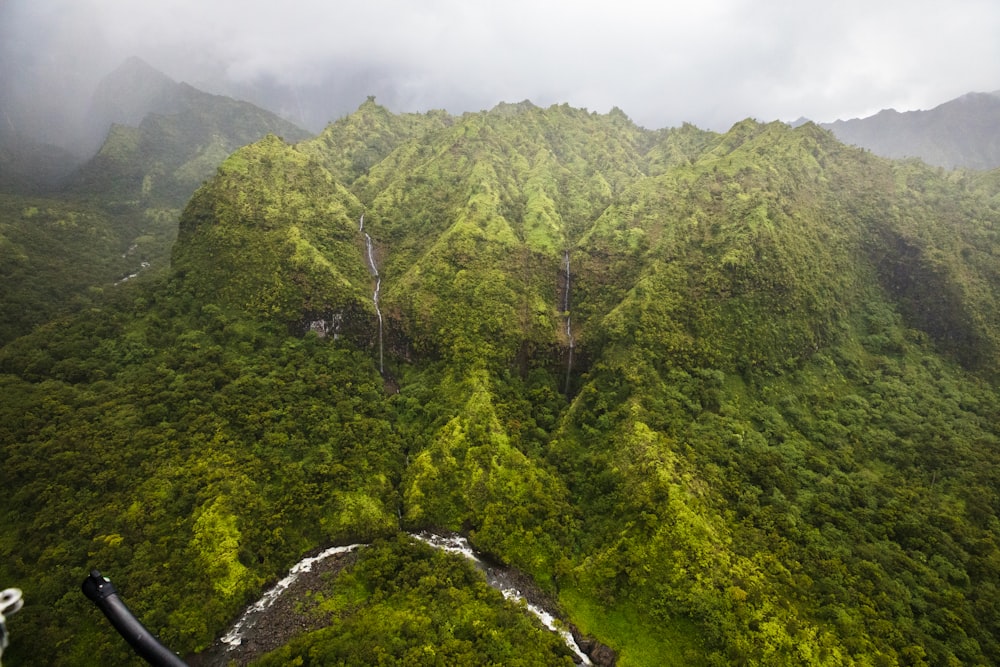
5;98;1000;665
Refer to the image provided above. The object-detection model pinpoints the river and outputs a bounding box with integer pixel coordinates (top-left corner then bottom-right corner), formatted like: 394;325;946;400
201;533;597;665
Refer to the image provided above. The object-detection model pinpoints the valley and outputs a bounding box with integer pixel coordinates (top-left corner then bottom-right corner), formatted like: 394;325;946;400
3;91;1000;666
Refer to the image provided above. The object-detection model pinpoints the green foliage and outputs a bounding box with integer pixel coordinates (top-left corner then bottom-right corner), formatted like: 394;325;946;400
7;102;1000;667
0;83;310;346
0;193;138;344
401;368;577;581
299;97;452;185
253;535;576;666
0;283;401;664
70;88;311;210
172;136;370;323
559;586;707;667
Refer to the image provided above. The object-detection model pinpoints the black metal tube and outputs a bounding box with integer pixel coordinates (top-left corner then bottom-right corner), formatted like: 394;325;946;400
81;570;187;667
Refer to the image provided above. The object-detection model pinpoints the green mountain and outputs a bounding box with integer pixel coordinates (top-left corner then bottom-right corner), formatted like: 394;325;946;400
823;91;1000;170
71;59;312;210
0;62;312;346
4;100;1000;666
0;134;83;195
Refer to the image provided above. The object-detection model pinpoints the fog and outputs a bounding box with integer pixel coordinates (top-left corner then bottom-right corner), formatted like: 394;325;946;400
3;0;1000;155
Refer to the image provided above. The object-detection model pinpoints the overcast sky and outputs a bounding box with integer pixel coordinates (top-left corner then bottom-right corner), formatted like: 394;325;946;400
3;0;1000;145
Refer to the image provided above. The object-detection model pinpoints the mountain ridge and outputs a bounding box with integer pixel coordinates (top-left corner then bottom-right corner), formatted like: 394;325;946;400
822;89;1000;169
0;59;313;346
71;60;312;209
4;99;1000;665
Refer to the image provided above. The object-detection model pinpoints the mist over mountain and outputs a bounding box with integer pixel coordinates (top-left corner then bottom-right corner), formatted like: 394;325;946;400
0;133;83;195
83;56;187;148
71;59;312;208
4;91;1000;666
822;90;1000;170
0;60;312;346
81;57;313;165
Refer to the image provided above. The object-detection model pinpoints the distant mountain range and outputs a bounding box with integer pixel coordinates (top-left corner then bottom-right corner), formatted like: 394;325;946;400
1;57;312;199
821;91;1000;170
0;57;312;344
69;57;312;207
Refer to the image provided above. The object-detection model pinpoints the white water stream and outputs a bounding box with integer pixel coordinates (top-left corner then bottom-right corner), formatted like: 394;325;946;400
563;250;575;395
412;532;592;665
218;533;592;664
220;544;363;648
360;214;384;374
115;261;151;285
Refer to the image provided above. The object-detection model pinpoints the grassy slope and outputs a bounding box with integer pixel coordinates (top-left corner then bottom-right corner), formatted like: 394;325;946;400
4;104;1000;665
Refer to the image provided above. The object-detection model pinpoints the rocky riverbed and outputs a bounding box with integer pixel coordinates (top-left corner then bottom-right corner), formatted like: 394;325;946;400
187;547;359;667
189;534;617;666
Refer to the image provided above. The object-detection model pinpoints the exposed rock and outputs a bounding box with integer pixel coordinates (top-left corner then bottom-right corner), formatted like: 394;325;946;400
571;626;617;666
589;642;618;666
187;549;358;667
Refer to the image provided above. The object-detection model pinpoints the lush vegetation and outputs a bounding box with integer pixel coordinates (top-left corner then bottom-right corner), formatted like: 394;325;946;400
0;193;139;344
4;99;1000;666
254;535;577;666
0;68;311;346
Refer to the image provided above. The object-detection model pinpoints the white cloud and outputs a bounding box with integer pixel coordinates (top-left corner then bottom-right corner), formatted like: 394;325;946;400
3;0;1000;141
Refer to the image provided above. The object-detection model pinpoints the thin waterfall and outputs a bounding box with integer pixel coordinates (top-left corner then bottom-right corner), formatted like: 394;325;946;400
563;250;575;395
365;233;378;276
361;215;383;374
373;274;383;373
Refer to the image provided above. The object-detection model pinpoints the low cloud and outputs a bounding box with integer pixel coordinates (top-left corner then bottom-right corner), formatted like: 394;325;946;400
3;0;1000;150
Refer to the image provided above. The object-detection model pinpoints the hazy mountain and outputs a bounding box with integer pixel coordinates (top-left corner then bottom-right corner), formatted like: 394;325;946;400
85;56;185;141
0;133;83;194
5;101;1000;666
72;59;312;209
822;90;1000;169
0;60;312;346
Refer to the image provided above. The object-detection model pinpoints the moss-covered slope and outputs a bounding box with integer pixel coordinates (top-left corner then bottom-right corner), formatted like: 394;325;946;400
5;102;1000;666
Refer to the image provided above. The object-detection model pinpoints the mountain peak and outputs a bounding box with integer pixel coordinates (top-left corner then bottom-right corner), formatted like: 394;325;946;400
109;55;174;83
822;89;1000;169
91;57;179;118
85;56;182;150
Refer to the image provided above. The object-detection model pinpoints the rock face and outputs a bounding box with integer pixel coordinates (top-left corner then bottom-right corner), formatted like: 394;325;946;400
589;642;618;666
571;627;618;666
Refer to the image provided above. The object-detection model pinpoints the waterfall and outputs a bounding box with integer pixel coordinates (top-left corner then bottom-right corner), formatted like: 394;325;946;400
361;215;384;374
364;233;378;276
563;251;575;395
373;275;384;373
